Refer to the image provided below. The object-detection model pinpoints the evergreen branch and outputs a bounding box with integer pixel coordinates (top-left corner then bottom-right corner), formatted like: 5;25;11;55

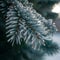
41;40;59;55
6;0;59;53
6;5;22;45
6;5;44;50
12;0;57;41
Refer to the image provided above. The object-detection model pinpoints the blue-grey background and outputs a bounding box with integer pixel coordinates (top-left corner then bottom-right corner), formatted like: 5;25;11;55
45;32;60;60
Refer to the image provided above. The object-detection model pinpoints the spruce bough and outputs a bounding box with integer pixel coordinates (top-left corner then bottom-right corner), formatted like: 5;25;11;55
0;0;59;60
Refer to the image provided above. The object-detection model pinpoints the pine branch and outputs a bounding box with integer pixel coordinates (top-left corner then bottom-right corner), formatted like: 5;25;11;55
6;5;43;50
6;5;21;45
41;40;59;55
6;0;59;54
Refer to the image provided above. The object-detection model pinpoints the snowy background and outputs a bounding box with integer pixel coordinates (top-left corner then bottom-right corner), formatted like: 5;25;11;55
45;32;60;60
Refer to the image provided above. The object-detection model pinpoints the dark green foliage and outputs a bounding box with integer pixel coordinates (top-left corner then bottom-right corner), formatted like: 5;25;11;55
45;12;58;19
41;40;59;55
18;40;44;60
